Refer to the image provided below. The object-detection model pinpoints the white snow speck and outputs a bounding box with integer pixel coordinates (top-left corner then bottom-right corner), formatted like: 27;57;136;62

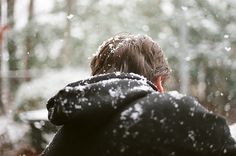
67;14;74;20
120;104;143;121
181;6;188;11
75;104;82;109
168;91;185;100
188;130;195;141
62;99;68;105
75;85;87;91
121;107;132;120
114;72;121;75
65;86;73;92
160;118;166;123
109;87;125;99
130;112;139;120
185;56;191;61
172;101;178;108
130;85;152;92
109;89;117;97
224;34;230;39
223;149;227;153
190;107;195;111
224;46;231;52
131;104;143;120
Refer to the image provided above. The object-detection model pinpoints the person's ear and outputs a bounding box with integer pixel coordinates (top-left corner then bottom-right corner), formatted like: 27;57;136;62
155;76;164;93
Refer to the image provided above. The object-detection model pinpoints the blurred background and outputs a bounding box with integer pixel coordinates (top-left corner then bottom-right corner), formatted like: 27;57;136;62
0;0;236;155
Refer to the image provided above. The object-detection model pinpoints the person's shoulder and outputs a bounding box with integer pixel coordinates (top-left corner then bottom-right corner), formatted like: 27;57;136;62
142;91;208;113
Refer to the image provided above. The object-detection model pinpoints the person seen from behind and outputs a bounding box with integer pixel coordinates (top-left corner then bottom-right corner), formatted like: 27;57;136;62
41;33;236;156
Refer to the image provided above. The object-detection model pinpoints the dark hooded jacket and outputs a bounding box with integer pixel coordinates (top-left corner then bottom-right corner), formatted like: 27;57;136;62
41;72;236;156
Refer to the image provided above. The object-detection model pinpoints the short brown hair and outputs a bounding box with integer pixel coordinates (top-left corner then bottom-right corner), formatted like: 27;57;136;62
90;34;170;83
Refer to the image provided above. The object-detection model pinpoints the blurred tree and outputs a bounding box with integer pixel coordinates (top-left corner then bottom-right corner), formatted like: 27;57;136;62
24;0;35;81
7;0;20;103
135;0;236;119
5;0;235;121
0;0;3;114
60;0;75;65
0;0;10;114
185;0;236;120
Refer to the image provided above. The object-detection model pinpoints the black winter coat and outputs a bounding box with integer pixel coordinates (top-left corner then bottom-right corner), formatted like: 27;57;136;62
41;72;236;156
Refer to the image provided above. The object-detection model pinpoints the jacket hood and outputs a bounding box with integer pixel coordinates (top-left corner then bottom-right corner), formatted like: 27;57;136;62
46;72;157;126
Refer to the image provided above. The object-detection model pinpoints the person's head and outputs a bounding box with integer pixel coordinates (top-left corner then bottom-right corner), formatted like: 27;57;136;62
90;33;171;92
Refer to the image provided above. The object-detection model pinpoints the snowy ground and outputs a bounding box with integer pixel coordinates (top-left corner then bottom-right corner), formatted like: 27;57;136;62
14;67;90;110
230;123;236;140
0;115;42;155
0;115;29;144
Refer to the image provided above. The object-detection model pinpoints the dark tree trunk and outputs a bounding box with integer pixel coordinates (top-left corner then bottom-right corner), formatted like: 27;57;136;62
24;0;34;81
61;0;74;65
7;0;19;102
0;0;4;114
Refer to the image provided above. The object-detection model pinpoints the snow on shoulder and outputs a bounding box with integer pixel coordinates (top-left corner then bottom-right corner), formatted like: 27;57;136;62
129;72;147;80
167;91;185;100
